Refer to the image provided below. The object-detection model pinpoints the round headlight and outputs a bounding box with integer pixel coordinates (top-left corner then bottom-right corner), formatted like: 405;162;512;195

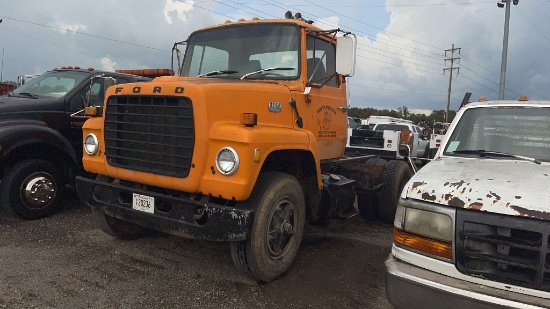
84;133;99;155
216;147;239;175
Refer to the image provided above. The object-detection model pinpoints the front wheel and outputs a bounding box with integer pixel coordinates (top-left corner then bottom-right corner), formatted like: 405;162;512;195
0;159;66;220
230;172;306;282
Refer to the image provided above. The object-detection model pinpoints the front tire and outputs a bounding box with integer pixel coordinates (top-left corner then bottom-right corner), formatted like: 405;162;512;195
0;159;66;220
230;172;306;282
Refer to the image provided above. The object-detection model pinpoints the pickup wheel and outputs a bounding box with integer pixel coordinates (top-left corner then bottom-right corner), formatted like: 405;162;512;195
91;176;153;240
357;158;387;221
379;160;413;224
230;172;306;282
0;159;66;220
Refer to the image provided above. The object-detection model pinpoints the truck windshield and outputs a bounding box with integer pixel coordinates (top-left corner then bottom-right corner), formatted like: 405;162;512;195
443;106;550;162
181;24;299;79
12;70;89;98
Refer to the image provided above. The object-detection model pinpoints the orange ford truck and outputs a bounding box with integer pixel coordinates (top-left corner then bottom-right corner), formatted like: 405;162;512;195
76;13;413;282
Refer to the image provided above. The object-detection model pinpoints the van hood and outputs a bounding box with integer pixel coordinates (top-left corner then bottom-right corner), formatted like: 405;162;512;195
405;157;550;221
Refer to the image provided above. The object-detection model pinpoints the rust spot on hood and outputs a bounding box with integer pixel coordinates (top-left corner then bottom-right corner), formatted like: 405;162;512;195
411;181;427;190
468;202;483;210
422;192;436;201
448;197;465;207
510;205;550;221
449;180;466;189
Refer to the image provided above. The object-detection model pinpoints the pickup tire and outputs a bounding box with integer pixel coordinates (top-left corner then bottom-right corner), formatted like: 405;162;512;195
91;176;153;240
379;160;413;224
0;159;66;220
357;158;387;221
230;172;305;282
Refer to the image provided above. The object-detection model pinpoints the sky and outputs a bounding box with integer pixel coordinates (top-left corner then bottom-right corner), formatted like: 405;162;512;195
1;0;549;114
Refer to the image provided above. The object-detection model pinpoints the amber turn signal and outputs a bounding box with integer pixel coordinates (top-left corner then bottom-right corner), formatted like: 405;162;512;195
393;228;453;260
240;113;257;127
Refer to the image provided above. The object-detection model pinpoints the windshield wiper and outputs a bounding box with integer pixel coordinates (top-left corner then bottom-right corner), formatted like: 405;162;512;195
197;70;238;77
240;67;294;80
453;150;541;164
16;92;38;99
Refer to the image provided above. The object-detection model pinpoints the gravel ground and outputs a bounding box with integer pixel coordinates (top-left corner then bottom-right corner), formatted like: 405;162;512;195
0;190;394;309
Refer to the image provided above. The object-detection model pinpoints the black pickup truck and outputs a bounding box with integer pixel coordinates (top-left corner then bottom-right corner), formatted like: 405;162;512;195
0;67;151;219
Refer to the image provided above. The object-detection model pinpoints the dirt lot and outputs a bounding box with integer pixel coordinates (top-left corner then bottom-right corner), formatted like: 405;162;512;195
0;190;393;309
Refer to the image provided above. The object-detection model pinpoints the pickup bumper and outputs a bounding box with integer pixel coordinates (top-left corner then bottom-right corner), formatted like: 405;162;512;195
76;176;254;241
385;254;549;309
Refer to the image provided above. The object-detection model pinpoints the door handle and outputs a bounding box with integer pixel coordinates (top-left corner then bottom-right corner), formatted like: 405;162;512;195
338;106;349;112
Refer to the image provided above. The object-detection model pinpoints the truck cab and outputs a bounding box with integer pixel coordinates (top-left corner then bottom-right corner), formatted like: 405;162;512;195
386;98;550;308
0;67;151;219
75;13;427;283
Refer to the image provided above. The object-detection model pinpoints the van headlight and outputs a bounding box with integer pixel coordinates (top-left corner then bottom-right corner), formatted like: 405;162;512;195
216;147;239;175
84;133;99;155
393;199;454;261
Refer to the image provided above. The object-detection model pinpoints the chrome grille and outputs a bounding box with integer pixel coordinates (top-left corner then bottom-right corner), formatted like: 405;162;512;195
104;96;194;178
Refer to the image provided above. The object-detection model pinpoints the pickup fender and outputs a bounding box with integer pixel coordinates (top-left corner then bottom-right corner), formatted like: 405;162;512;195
0;125;78;166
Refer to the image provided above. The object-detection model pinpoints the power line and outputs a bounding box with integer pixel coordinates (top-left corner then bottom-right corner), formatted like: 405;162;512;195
0;16;168;52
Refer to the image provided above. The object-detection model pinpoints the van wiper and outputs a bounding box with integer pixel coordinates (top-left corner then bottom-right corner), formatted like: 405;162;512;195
16;92;38;99
197;70;238;77
240;67;294;80
453;150;541;164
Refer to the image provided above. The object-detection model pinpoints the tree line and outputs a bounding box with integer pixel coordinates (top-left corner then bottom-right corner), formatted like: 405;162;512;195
347;106;457;126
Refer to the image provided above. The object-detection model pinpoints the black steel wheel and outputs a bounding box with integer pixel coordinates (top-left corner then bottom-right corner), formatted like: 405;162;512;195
230;171;306;282
0;159;66;220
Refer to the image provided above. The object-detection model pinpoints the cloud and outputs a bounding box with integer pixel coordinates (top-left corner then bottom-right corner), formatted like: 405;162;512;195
53;21;87;34
101;57;117;71
316;16;339;30
163;0;194;24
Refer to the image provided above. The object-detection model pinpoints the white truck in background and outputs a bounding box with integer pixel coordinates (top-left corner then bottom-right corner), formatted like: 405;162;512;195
361;116;412;130
17;74;41;87
347;121;430;161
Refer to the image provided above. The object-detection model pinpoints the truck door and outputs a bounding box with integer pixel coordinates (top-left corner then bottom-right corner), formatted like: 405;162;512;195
304;35;347;160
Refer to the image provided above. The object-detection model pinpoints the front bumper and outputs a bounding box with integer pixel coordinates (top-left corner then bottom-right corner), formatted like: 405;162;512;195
385;254;549;309
76;176;254;241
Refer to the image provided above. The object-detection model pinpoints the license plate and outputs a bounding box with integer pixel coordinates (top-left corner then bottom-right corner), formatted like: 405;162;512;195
132;193;155;214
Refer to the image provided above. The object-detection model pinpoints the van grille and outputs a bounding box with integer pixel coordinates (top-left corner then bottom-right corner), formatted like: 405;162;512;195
456;209;550;292
104;96;194;178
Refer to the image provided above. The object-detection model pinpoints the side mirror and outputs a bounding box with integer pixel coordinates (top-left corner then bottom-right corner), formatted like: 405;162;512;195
398;129;413;157
85;76;116;116
103;76;116;91
336;35;356;77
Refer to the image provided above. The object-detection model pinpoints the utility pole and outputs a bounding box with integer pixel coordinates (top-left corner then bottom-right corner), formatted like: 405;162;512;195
443;44;460;123
1;47;4;83
497;0;519;100
0;19;3;83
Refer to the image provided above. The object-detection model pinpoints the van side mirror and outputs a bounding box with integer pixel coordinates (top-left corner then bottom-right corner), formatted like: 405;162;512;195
336;35;356;77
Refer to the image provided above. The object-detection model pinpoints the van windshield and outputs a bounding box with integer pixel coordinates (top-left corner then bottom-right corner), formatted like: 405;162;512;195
181;24;300;80
443;106;550;162
12;70;89;98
